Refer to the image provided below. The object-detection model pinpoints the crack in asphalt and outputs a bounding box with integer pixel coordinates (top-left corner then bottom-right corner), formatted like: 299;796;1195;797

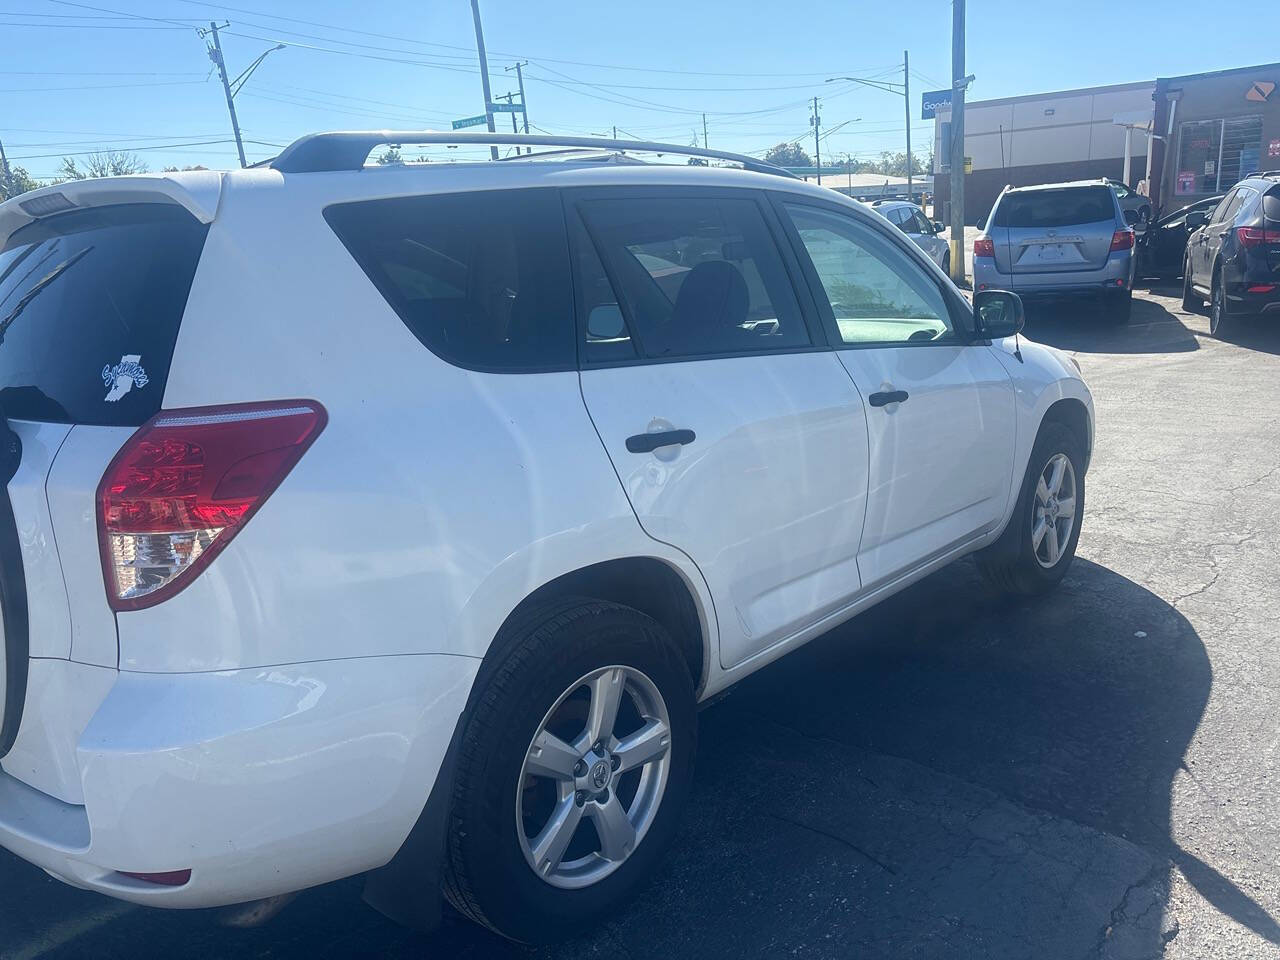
757;811;898;876
1085;860;1173;960
1170;532;1260;609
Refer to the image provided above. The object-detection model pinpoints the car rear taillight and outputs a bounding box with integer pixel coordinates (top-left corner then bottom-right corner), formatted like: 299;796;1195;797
97;400;327;611
1110;229;1135;252
973;236;995;258
1237;227;1280;247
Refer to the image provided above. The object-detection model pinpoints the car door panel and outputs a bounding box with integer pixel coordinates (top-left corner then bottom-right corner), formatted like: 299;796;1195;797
581;354;870;666
834;345;1016;586
775;197;1017;588
568;187;872;670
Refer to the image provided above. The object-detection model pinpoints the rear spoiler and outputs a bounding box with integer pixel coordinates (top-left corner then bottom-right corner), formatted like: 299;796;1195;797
0;171;224;248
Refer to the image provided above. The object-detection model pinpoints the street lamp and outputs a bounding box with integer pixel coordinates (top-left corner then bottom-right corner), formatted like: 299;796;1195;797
827;56;918;201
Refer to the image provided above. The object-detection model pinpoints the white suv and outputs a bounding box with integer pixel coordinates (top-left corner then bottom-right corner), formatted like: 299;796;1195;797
0;133;1092;944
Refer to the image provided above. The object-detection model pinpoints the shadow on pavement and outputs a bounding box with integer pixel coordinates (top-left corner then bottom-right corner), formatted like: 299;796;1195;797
6;558;1277;959
1020;287;1200;355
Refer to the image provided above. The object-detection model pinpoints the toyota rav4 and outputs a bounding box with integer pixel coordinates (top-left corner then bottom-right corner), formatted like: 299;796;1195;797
0;132;1093;944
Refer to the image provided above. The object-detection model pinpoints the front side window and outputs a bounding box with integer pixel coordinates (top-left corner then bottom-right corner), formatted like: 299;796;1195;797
783;203;956;346
324;188;575;371
575;195;808;361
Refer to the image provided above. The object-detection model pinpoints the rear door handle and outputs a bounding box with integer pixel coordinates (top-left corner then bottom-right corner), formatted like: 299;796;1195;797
626;429;696;453
868;390;909;407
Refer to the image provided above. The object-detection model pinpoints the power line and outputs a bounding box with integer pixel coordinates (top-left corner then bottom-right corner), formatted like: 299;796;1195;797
171;0;900;80
0;80;208;92
10;137;284;160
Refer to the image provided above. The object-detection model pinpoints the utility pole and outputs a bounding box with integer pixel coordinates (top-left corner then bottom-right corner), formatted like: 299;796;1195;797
702;113;709;149
811;97;821;185
0;138;14;199
949;0;966;283
207;22;247;168
505;61;530;153
903;50;913;202
469;0;499;160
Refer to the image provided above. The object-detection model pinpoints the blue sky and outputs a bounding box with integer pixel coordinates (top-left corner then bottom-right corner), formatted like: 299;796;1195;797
1;0;1276;178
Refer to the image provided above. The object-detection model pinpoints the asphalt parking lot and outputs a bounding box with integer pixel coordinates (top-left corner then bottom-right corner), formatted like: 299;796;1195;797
3;284;1279;960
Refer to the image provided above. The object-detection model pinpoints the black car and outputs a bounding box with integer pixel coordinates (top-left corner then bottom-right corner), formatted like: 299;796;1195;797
1135;194;1223;280
1183;172;1280;335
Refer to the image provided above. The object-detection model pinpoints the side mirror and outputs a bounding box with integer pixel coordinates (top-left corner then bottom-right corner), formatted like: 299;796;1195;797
587;304;626;340
973;289;1025;339
1123;208;1140;227
1185;211;1208;229
933;221;945;234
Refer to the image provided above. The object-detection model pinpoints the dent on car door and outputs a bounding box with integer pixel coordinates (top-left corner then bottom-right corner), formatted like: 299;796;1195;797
775;198;1017;588
568;188;872;669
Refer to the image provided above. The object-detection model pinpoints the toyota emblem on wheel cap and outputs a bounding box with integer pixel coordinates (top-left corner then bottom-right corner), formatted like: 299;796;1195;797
589;760;611;790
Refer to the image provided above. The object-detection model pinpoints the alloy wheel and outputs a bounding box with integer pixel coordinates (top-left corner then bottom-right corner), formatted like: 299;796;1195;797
516;665;672;889
1210;282;1224;335
1032;453;1077;569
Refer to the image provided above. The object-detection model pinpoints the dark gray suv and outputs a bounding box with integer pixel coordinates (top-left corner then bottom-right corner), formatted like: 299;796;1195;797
973;180;1138;323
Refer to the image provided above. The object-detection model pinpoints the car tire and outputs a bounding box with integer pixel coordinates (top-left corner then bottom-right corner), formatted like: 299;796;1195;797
976;421;1085;596
1209;266;1230;337
1181;261;1201;312
442;598;696;944
1104;289;1131;324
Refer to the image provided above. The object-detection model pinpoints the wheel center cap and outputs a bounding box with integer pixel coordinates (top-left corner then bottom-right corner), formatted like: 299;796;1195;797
589;759;612;791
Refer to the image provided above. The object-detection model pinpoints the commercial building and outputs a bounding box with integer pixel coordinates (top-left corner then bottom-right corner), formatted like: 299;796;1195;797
929;80;1153;223
930;61;1280;224
1150;62;1280;212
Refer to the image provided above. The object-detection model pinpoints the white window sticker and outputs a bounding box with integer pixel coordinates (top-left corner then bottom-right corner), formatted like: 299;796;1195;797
102;354;149;402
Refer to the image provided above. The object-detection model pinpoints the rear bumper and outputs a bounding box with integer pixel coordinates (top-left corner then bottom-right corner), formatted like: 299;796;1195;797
0;654;478;908
1226;282;1280;316
974;251;1134;296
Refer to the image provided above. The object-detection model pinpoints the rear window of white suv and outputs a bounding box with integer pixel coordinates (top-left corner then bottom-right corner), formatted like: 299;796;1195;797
325;188;575;372
993;187;1115;228
0;204;208;426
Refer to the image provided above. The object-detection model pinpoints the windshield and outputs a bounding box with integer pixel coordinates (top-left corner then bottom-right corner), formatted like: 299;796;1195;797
0;204;207;425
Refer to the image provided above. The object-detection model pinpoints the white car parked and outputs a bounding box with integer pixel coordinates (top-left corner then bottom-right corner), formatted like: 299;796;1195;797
0;133;1092;944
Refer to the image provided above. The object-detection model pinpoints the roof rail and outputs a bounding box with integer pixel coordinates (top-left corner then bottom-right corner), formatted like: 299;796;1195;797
268;130;797;179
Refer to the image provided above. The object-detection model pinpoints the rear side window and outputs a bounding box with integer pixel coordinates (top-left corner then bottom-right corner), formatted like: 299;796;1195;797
575;195;808;361
993;187;1116;228
1264;190;1280;221
324;188;575;372
0;204;208;426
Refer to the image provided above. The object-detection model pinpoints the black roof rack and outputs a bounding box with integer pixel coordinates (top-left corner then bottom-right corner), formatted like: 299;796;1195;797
268;130;797;179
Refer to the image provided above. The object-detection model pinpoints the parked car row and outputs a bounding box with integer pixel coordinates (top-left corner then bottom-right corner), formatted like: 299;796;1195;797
965;172;1279;331
0;131;1093;944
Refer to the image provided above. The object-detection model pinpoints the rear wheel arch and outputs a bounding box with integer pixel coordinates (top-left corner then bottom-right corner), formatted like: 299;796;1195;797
492;557;709;696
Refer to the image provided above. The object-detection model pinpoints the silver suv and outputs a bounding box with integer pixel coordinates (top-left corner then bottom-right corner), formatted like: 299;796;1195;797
973;181;1137;323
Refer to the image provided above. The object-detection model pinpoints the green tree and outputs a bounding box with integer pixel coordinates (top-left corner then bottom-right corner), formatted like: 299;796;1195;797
1;165;41;202
764;142;813;168
376;147;403;165
57;150;148;181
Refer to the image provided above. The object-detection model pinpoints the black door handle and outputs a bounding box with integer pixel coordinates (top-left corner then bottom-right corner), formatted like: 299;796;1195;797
868;390;909;407
626;429;696;453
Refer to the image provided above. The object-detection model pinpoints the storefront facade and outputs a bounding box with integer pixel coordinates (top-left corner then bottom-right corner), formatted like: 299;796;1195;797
1151;62;1280;214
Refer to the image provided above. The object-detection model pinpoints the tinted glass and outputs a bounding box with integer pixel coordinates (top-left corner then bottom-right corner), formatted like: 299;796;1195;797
1264;190;1280;221
0;204;208;426
325;188;574;371
993;187;1115;228
1207;190;1237;224
577;196;808;360
909;210;932;234
784;203;955;345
